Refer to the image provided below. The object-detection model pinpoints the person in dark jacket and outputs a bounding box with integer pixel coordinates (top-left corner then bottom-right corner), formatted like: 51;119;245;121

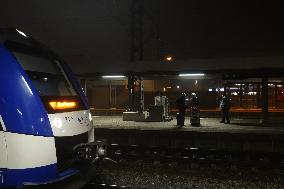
176;92;187;126
220;92;231;124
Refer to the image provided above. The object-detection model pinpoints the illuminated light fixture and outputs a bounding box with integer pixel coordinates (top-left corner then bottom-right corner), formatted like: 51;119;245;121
166;86;172;89
165;56;173;61
53;118;62;129
178;73;205;77
177;85;180;89
102;75;125;78
16;29;28;37
49;101;77;110
163;87;166;92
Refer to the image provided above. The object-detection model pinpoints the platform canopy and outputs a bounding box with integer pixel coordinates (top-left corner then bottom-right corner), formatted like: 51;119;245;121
70;56;284;78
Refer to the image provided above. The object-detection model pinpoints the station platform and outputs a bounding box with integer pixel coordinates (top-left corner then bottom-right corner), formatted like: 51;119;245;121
92;116;284;153
91;108;284;122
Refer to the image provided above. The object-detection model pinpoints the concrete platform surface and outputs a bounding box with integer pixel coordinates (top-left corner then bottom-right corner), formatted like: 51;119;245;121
92;116;284;135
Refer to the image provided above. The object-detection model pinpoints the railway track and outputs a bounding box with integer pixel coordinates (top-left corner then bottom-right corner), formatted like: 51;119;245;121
106;143;284;170
79;144;284;189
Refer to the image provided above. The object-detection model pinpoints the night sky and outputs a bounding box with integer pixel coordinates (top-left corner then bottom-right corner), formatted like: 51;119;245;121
143;0;284;59
1;0;284;65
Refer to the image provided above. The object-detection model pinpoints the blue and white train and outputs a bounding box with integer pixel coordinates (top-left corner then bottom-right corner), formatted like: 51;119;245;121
0;28;102;188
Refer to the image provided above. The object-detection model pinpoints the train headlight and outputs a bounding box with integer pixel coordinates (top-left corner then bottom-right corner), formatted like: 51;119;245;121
53;118;63;129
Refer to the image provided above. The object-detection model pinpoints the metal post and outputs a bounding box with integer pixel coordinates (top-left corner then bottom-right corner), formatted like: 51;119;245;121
256;83;261;108
109;81;112;107
128;0;144;112
262;77;269;121
130;0;143;62
239;84;243;108
274;84;278;108
128;75;134;111
138;76;144;112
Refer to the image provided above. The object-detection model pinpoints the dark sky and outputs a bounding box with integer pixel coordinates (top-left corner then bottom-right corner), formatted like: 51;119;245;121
143;0;284;59
1;0;284;65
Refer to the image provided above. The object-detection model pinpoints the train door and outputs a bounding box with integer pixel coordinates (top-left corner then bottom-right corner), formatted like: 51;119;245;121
0;115;7;185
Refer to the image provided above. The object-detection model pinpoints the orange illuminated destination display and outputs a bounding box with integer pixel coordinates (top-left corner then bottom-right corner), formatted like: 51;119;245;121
49;101;77;110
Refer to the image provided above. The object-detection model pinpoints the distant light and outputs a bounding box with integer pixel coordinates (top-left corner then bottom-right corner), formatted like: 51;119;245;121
215;88;224;92
166;86;172;89
16;29;27;37
43;77;48;81
163;87;166;92
102;75;126;79
177;85;180;89
248;92;257;95
229;87;239;90
179;73;205;77
165;56;173;61
209;88;212;92
195;80;198;85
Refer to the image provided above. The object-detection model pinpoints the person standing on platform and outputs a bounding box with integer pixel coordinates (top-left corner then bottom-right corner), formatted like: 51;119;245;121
176;92;187;126
220;92;231;124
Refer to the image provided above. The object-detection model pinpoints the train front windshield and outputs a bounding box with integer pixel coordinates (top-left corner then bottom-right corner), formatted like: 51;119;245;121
14;52;76;97
12;52;84;112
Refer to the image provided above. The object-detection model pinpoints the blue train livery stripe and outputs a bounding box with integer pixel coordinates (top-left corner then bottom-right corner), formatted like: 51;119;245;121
0;43;53;136
3;164;57;187
1;165;79;187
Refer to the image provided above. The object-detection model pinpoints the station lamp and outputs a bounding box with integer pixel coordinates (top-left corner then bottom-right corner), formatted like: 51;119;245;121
102;75;126;79
16;29;28;37
164;55;174;63
178;73;205;77
166;56;172;61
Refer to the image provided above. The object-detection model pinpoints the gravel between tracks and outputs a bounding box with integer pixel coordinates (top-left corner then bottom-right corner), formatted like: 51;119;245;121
90;161;284;189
